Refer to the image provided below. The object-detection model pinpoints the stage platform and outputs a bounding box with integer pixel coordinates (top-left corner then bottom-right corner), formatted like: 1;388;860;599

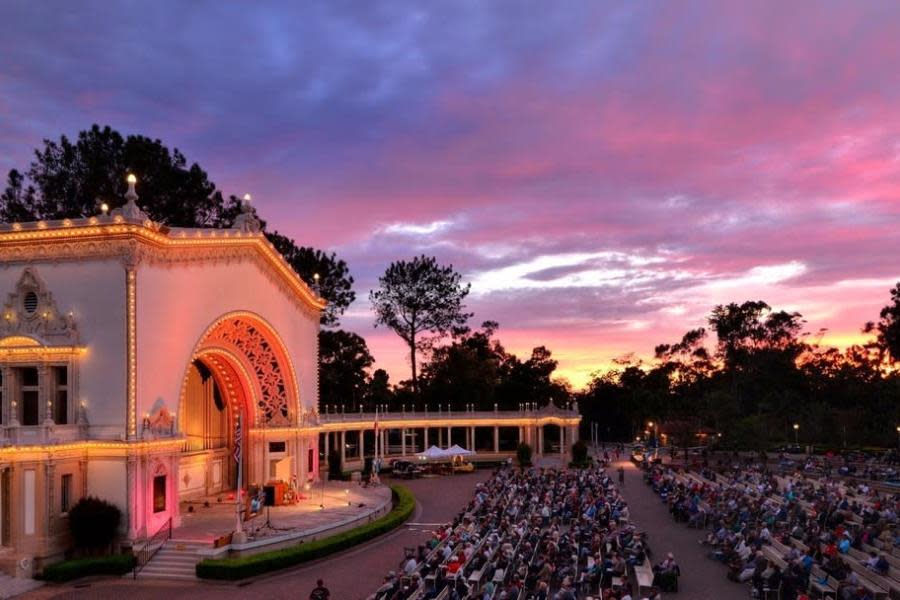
173;482;393;557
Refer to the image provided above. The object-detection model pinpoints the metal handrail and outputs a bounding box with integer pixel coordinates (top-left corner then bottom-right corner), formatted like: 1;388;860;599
133;517;172;579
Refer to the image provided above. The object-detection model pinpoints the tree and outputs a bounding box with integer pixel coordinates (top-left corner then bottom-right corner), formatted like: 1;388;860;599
496;345;570;410
318;330;373;412
267;231;355;327
68;496;122;553
866;282;900;363
420;321;506;410
516;442;533;468
369;255;472;394
364;368;394;411
1;125;226;226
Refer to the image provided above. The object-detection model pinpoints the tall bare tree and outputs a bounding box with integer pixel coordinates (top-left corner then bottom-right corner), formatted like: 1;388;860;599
369;255;471;394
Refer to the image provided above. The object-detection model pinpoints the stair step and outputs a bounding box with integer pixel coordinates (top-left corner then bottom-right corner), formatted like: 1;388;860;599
144;558;197;568
139;563;197;573
140;566;196;575
136;572;197;580
153;551;201;559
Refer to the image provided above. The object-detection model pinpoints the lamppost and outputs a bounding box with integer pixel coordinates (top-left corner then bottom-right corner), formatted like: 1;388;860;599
793;423;799;446
647;421;658;457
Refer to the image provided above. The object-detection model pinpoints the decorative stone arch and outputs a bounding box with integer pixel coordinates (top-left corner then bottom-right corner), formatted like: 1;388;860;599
179;311;300;429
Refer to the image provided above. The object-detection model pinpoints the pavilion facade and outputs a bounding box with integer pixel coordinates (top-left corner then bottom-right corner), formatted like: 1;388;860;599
0;183;581;577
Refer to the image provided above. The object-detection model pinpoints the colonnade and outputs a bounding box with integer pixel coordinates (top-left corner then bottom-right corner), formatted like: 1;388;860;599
318;411;581;470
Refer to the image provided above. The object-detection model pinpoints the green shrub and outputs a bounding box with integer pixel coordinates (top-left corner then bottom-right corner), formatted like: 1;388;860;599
196;484;415;580
68;497;122;551
516;443;533;467
571;440;589;465
41;554;135;582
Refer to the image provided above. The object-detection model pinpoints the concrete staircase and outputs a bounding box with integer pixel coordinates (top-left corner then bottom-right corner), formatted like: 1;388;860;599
133;540;205;580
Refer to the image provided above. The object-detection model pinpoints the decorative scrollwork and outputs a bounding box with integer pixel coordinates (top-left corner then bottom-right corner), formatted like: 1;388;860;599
203;317;292;426
0;268;78;345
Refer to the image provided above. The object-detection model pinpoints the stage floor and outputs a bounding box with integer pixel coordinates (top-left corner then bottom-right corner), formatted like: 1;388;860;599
173;482;393;543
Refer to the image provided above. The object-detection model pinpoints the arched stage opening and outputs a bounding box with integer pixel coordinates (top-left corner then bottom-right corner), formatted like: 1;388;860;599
176;313;299;502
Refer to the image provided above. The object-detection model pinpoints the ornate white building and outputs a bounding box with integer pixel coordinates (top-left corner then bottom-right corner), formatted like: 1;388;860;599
0;180;583;578
0;184;324;575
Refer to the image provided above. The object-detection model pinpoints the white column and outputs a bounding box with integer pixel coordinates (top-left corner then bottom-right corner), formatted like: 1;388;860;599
401;428;407;456
340;431;346;466
493;426;499;453
447;426;452;448
424;428;429;449
469;427;475;450
538;427;544;455
560;427;566;457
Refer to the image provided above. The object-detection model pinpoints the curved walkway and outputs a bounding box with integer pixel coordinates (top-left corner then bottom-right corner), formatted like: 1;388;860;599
22;470;493;600
615;459;746;600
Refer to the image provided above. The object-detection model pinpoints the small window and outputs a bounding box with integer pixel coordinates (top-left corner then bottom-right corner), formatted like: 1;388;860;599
54;367;68;424
23;291;38;314
19;367;39;426
21;367;38;387
153;475;166;513
268;441;286;453
61;474;73;513
22;390;39;426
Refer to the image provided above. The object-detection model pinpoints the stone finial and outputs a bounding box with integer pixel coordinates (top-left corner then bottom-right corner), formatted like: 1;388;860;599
113;173;149;221
233;193;261;233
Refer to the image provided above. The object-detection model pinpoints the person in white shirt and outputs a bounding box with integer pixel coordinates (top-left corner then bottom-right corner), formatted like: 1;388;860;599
403;556;417;575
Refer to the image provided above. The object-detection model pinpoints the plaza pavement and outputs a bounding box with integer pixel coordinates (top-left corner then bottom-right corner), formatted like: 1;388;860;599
20;470;493;600
615;459;747;599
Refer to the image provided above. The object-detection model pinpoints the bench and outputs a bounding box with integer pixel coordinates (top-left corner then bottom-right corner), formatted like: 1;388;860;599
633;560;654;593
809;565;838;599
845;560;889;600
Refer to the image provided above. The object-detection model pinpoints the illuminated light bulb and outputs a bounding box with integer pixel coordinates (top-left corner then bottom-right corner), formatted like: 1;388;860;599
100;203;109;214
243;193;252;202
127;173;137;184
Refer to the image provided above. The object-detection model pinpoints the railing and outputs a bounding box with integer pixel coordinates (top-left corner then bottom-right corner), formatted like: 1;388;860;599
318;407;580;423
133;517;172;579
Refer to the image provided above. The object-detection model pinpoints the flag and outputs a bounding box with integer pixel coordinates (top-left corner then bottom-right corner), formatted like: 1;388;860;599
233;412;242;463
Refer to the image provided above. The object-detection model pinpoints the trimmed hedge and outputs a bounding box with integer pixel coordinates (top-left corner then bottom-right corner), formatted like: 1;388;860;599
196;484;415;580
41;553;136;582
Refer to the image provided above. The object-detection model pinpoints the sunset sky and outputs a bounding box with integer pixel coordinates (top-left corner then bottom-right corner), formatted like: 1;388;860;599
2;2;900;388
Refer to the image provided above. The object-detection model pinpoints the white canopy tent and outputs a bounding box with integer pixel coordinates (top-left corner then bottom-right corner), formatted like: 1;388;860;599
447;444;475;456
417;445;450;460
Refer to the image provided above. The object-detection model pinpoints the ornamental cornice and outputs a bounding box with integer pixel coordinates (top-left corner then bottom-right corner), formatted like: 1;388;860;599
0;224;324;319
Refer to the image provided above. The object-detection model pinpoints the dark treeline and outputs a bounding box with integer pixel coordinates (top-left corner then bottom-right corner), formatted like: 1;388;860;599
579;291;900;450
319;320;571;414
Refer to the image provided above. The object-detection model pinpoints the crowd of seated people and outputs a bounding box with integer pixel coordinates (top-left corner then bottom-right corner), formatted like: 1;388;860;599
367;462;664;600
641;453;900;599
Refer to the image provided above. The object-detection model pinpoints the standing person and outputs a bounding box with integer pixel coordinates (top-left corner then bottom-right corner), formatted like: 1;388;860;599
618;466;625;486
310;578;330;600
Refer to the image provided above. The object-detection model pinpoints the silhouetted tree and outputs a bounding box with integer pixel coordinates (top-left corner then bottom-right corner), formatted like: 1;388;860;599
370;255;471;394
867;282;900;363
267;232;355;326
318;330;373;412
